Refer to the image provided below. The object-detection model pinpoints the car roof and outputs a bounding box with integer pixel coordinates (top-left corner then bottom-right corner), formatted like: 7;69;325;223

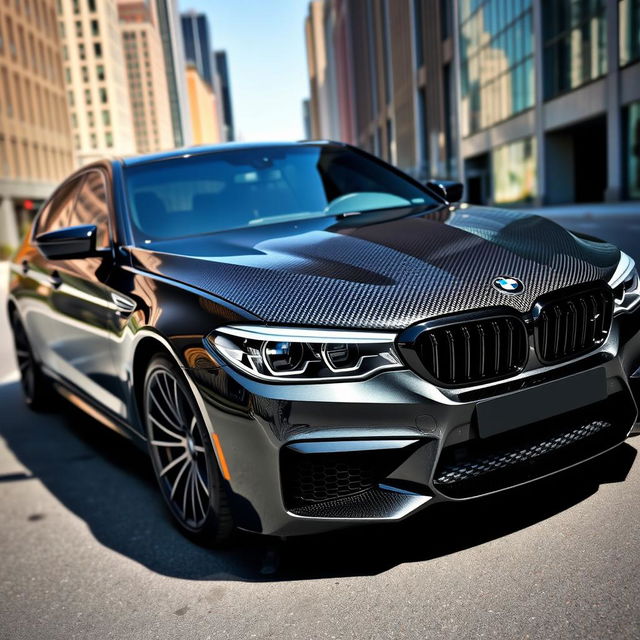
116;140;346;168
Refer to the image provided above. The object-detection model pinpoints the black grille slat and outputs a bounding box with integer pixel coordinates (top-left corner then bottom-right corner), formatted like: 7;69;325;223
415;316;528;386
535;286;613;364
492;321;501;374
461;326;471;381
578;297;588;349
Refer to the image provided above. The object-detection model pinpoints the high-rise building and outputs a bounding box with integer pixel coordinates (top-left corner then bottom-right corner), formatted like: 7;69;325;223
458;0;640;205
305;0;640;205
0;0;75;249
302;98;312;139
151;0;191;147
118;1;174;154
215;50;235;141
305;0;457;181
185;63;222;145
181;11;214;87
57;0;136;164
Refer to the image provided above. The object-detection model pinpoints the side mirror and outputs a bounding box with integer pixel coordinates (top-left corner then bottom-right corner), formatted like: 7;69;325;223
427;180;464;203
35;224;98;260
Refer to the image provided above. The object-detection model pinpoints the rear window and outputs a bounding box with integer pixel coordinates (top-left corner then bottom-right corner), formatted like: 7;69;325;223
123;145;435;242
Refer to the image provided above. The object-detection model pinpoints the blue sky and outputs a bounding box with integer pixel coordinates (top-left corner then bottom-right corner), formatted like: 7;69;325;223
178;0;310;142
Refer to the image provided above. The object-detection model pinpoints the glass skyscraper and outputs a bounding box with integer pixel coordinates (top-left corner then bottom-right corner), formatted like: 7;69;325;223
181;12;214;88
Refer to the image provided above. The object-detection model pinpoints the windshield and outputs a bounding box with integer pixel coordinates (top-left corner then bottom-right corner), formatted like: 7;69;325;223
123;145;438;242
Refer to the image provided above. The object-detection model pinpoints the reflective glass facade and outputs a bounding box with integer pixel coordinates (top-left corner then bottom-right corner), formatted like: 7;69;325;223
492;137;537;203
543;0;607;100
626;101;640;199
459;0;534;136
619;0;640;66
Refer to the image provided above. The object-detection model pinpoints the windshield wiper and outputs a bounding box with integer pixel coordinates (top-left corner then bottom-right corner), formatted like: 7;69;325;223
333;202;445;222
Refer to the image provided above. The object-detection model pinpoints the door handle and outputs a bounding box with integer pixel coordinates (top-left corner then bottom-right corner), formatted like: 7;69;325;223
21;259;29;275
49;271;63;289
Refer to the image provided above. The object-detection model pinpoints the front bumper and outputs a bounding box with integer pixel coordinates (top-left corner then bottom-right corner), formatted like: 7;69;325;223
187;312;640;537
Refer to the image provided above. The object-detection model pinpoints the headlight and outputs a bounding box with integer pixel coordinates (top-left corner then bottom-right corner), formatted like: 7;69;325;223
206;326;403;382
611;254;640;315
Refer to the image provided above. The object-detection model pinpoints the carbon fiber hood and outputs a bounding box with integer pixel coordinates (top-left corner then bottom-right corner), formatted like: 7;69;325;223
130;206;621;330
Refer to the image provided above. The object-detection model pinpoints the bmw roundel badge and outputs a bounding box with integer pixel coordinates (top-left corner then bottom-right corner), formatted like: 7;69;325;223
493;276;524;294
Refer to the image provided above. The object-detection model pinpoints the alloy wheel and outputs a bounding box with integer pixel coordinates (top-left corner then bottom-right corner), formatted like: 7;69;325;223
146;369;211;529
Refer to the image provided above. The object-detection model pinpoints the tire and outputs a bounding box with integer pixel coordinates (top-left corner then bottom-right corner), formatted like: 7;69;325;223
10;310;57;412
143;354;234;545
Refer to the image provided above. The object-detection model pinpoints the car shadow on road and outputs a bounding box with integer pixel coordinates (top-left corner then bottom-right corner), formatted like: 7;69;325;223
0;379;636;583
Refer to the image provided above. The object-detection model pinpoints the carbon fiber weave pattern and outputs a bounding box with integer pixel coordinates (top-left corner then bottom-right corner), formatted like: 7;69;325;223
134;206;620;330
289;487;418;518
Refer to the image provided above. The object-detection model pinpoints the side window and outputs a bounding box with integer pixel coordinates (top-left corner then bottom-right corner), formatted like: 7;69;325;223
34;177;82;236
69;170;111;249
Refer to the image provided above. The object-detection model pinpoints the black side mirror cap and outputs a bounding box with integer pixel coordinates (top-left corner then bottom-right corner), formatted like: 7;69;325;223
35;224;98;260
427;180;464;203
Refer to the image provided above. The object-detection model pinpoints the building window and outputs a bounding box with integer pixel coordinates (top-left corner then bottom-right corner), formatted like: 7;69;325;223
543;0;607;100
416;89;429;180
79;43;85;60
81;65;89;82
91;19;99;36
93;42;102;58
90;132;97;148
73;0;80;14
2;67;12;117
75;20;82;37
67;89;74;108
626;100;640;199
70;112;77;128
13;73;24;121
96;64;105;81
492;137;537;204
440;0;451;40
87;111;94;127
459;0;534;136
87;0;96;11
99;87;107;103
620;0;640;66
105;131;113;148
101;109;110;126
65;67;71;83
85;88;91;105
413;0;424;68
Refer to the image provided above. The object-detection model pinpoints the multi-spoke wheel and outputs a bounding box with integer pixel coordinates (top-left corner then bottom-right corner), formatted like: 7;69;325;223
10;311;55;411
143;355;233;544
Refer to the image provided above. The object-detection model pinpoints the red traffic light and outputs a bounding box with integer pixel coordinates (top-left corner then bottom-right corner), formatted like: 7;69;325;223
23;199;35;211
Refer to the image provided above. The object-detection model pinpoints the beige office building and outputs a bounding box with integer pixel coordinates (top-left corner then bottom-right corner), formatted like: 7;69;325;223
58;0;135;164
186;63;222;145
0;0;75;250
119;1;174;154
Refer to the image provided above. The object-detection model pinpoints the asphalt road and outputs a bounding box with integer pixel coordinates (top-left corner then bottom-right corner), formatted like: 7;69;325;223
1;260;639;640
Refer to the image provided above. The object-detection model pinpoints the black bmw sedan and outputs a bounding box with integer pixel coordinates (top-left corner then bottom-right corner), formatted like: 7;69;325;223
7;141;640;543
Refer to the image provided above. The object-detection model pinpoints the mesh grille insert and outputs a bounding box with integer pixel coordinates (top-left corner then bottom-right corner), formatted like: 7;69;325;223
432;394;631;499
281;447;413;508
